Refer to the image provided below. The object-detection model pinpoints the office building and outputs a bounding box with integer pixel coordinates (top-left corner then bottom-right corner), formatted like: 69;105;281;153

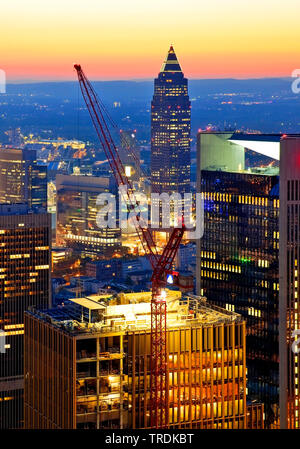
56;174;121;257
24;291;246;429
178;242;196;271
197;131;281;426
0;204;51;428
85;258;122;282
119;130;140;183
246;403;265;429
151;46;191;195
279;136;300;429
0;147;47;211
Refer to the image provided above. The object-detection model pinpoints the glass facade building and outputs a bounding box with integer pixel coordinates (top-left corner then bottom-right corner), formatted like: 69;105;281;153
24;292;247;429
0;204;51;428
0;148;47;212
151;46;191;195
119;130;140;183
197;132;280;426
56;174;121;257
279;136;300;429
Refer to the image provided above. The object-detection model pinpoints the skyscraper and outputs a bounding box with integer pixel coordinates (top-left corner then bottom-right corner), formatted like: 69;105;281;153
0;147;47;211
197;132;300;429
0;204;51;428
119;130;140;183
24;291;247;429
279;136;300;429
151;46;191;196
197;132;280;426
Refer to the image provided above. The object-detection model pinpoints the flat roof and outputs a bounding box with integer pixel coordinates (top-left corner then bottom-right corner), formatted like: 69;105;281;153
27;291;242;336
69;297;106;310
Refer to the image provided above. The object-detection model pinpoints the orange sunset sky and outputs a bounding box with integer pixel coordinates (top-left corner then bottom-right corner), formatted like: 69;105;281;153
1;0;299;81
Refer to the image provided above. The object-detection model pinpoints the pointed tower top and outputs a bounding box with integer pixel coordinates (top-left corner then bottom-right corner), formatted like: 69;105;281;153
160;45;182;73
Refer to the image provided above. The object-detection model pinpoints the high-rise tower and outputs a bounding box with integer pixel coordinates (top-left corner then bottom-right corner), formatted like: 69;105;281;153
0;147;47;212
279;136;300;429
151;46;191;195
197;132;281;427
119;130;140;183
0;204;51;428
56;174;121;257
196;131;300;428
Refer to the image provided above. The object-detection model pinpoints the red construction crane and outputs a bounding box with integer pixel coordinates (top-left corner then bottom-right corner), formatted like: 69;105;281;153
74;64;186;428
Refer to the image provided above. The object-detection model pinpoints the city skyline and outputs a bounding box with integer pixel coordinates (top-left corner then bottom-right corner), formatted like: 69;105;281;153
1;0;300;433
1;0;299;81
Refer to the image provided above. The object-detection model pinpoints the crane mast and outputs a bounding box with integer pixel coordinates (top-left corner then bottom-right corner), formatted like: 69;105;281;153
74;64;185;428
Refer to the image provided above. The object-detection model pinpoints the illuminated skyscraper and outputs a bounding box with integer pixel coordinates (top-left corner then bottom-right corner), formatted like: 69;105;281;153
197;132;281;426
0;204;51;428
119;130;140;183
151;46;191;195
197;132;300;429
0;148;47;211
279;136;300;429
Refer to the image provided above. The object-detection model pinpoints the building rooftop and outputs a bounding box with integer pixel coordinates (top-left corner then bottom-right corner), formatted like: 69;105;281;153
70;296;107;310
198;131;286;175
27;290;242;336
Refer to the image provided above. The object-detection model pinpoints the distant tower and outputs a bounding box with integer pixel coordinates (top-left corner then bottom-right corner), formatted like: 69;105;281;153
119;130;140;182
151;46;191;195
0;147;47;212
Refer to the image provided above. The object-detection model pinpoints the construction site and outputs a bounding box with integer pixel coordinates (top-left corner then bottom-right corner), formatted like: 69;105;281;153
23;64;256;430
24;290;247;429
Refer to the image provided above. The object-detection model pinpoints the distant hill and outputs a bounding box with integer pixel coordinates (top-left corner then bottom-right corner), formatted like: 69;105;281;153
1;77;299;144
6;77;295;102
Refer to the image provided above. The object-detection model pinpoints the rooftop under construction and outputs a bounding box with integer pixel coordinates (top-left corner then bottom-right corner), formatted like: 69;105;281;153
24;290;247;429
30;290;241;334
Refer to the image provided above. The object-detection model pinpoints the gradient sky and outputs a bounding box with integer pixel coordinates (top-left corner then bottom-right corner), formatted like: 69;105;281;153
1;0;299;81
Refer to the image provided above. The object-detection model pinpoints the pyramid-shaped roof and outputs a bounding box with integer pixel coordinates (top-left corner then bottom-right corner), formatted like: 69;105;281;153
160;45;182;73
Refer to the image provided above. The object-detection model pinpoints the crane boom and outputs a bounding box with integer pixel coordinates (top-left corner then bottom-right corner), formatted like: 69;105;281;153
74;64;186;428
75;65;158;268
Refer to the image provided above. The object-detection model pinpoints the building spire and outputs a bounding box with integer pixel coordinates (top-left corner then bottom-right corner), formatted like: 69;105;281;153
160;45;182;73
